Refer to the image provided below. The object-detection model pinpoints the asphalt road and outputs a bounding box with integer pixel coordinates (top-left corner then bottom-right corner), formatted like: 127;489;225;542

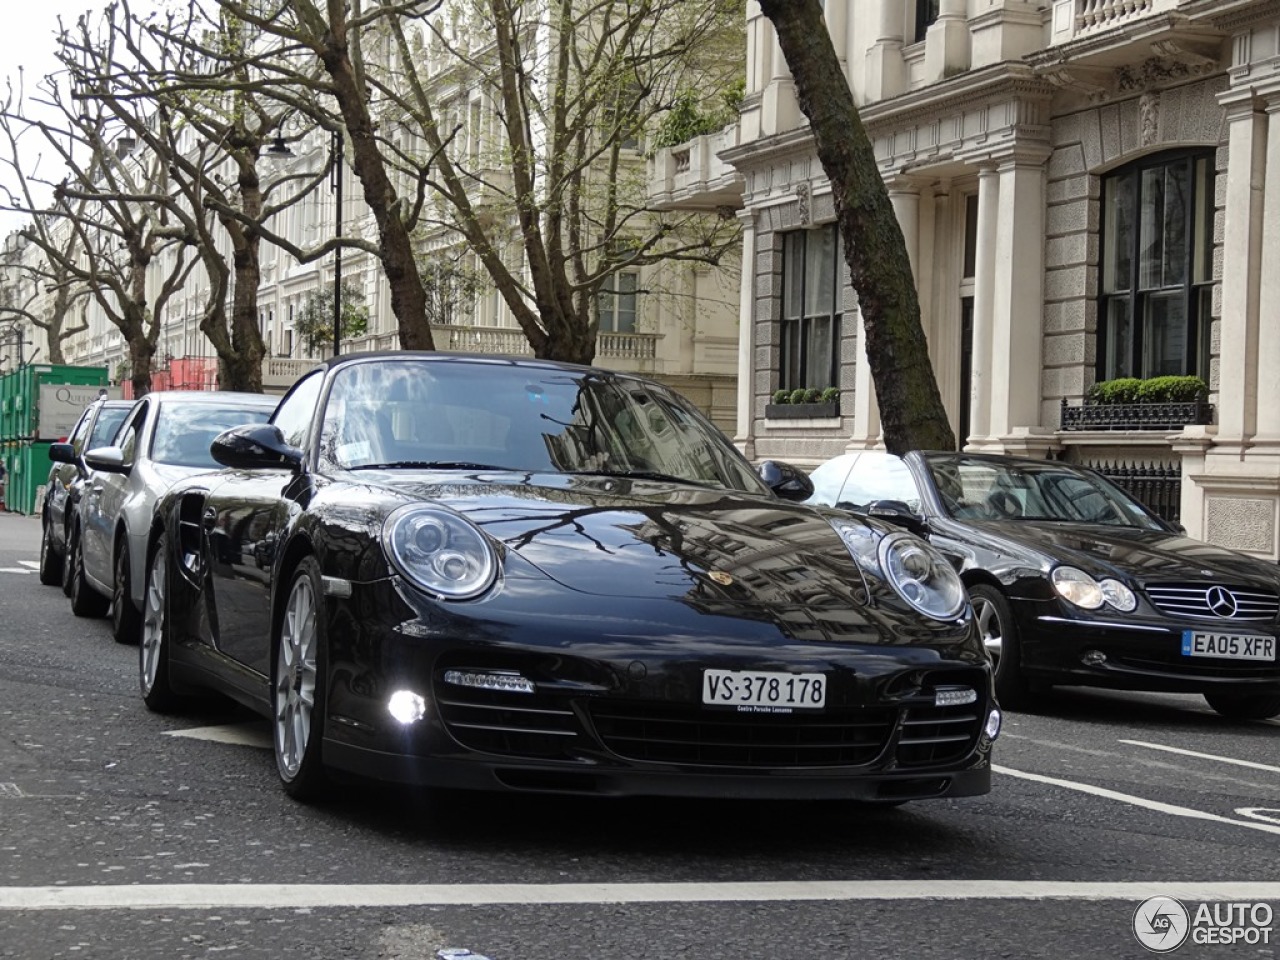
1;509;1278;960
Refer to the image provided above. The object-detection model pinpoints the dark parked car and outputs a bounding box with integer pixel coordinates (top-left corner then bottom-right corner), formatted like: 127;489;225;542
806;450;1280;720
68;390;277;644
140;352;999;805
41;395;133;589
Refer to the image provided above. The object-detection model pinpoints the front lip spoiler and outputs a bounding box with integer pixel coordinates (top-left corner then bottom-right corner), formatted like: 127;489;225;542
1036;615;1170;634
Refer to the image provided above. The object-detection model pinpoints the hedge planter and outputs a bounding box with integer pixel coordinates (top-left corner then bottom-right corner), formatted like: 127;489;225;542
765;401;840;420
1059;397;1213;432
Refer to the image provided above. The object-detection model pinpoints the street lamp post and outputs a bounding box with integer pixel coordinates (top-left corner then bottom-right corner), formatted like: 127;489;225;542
266;126;344;358
330;129;343;358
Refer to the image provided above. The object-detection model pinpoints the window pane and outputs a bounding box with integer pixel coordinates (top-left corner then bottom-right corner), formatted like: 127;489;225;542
615;273;637;334
1139;163;1188;290
804;226;836;318
783;234;803;320
1103;174;1133;293
806;316;835;389
1104;297;1133;380
1193;157;1211;285
781;320;802;391
1144;292;1187;377
963;194;979;280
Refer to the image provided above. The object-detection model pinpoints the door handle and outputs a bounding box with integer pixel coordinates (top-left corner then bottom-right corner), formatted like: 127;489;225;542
203;507;218;531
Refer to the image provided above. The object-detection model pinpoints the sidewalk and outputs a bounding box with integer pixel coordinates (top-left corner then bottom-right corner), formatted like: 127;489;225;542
0;509;40;553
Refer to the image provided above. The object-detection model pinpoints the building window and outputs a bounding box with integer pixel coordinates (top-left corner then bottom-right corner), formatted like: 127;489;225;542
780;224;842;393
1099;150;1214;381
913;0;940;43
599;271;638;333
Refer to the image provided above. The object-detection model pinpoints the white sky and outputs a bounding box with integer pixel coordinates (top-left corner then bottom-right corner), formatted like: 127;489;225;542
0;2;129;237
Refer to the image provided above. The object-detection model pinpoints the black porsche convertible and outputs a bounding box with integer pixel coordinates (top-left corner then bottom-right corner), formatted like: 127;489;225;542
807;450;1280;720
140;353;998;804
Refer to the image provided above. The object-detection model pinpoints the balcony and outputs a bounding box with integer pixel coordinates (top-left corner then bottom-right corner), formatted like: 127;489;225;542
648;125;744;213
1047;0;1223;51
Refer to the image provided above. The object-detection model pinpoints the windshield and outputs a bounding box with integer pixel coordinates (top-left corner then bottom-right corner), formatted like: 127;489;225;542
318;358;768;494
151;402;274;468
923;454;1166;529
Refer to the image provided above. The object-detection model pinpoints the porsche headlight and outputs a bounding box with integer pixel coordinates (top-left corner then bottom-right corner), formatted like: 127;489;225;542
876;531;967;621
1051;566;1103;609
382;505;498;600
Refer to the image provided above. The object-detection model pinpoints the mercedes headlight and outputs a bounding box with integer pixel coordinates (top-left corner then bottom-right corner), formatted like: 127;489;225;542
1051;566;1135;612
382;504;498;600
876;531;967;621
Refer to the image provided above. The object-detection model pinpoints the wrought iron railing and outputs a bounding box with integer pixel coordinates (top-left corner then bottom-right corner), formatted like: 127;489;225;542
1060;397;1213;432
1083;459;1182;525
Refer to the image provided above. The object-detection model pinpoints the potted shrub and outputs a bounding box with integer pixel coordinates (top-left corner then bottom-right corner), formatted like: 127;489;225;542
765;386;841;420
1060;375;1212;431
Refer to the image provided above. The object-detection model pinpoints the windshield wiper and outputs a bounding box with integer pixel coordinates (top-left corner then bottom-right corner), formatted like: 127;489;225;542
567;468;708;487
348;461;509;471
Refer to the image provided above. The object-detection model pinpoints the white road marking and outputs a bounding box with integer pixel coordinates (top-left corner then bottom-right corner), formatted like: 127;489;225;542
995;764;1280;836
163;723;272;750
17;561;38;569
1236;808;1280;825
3;881;1280;911
0;568;35;575
1120;739;1280;775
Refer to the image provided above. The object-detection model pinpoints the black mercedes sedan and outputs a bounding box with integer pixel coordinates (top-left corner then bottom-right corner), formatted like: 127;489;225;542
140;352;998;805
807;450;1280;720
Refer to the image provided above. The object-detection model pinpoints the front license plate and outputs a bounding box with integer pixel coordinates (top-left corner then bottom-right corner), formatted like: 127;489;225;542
702;669;826;712
1181;630;1276;661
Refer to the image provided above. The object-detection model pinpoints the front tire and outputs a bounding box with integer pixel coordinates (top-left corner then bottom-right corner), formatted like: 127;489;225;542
273;557;329;802
112;542;141;644
970;584;1032;711
69;524;110;618
1204;692;1280;721
140;534;184;713
38;518;62;586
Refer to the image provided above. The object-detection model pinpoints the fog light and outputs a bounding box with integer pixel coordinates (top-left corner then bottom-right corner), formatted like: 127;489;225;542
387;690;427;725
985;708;1002;740
1081;649;1107;666
443;669;535;694
934;686;977;707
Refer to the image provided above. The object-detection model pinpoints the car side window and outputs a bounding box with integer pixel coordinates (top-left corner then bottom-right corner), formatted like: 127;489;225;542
273;372;324;450
117;402;149;468
807;455;857;507
88;407;129;450
68;409;94;455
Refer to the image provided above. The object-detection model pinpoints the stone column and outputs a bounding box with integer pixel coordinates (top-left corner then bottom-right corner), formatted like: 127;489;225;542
925;0;970;84
888;179;922;277
1250;101;1280;449
762;23;801;135
967;164;999;448
849;303;882;451
1216;99;1267;453
864;0;905;103
988;153;1048;442
734;214;757;459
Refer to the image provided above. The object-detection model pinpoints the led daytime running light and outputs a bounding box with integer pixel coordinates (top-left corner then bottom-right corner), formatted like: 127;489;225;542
443;670;535;694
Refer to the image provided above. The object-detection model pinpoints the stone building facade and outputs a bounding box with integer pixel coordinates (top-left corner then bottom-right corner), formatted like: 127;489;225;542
686;0;1280;558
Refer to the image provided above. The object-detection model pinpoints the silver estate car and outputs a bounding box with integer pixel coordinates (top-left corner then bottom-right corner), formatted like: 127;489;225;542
67;390;277;643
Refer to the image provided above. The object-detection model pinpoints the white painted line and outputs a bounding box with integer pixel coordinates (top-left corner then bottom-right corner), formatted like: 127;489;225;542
995;764;1280;837
4;881;1280;911
17;561;38;570
162;723;272;750
0;568;35;575
1120;739;1280;775
1236;808;1280;826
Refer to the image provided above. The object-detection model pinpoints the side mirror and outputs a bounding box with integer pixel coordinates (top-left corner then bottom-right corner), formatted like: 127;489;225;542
758;459;815;502
865;499;930;537
83;446;129;475
49;442;77;466
211;423;304;471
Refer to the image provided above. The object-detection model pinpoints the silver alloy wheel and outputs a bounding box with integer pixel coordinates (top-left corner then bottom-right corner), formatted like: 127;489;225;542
974;595;1003;663
140;545;165;693
275;572;318;780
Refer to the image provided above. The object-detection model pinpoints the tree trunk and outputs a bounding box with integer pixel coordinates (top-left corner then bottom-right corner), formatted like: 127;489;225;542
319;20;435;353
757;0;956;455
128;326;155;398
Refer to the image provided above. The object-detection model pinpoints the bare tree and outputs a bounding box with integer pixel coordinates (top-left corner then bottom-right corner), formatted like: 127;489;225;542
757;0;954;454
0;42;198;397
0;225;90;365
